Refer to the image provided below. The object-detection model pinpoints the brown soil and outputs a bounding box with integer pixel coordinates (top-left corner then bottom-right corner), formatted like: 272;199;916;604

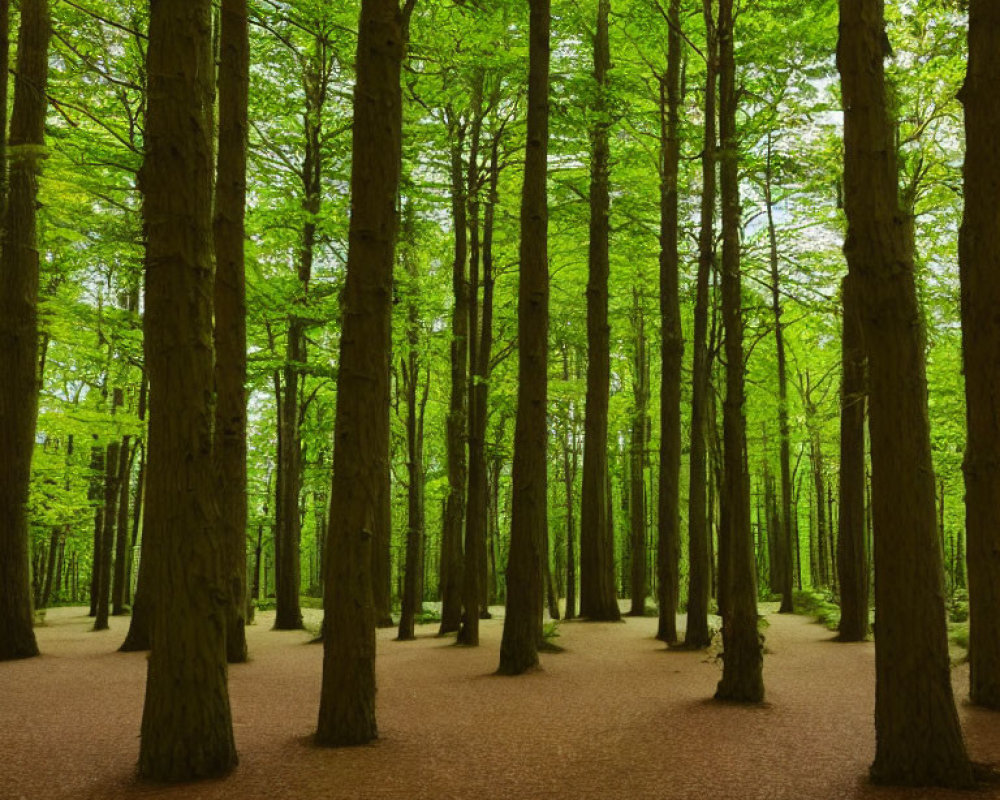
2;606;998;800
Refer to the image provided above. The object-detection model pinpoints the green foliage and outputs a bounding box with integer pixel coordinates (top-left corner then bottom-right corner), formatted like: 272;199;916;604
793;590;841;631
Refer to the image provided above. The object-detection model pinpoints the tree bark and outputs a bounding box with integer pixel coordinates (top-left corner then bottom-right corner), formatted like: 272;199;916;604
837;277;869;642
628;292;649;617
0;0;49;663
684;0;717;651
439;122;469;637
93;441;120;631
656;0;683;642
837;0;972;786
498;0;549;676
579;0;620;622
111;437;133;615
959;0;1000;712
213;0;250;662
138;0;237;781
316;0;410;746
714;0;763;704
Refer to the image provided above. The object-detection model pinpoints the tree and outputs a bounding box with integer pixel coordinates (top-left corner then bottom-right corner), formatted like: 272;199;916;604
959;0;1000;712
0;0;51;663
656;0;682;643
138;0;237;781
579;0;621;623
836;274;868;642
714;0;763;704
837;0;972;786
683;0;717;652
316;0;415;746
498;0;550;676
214;0;251;663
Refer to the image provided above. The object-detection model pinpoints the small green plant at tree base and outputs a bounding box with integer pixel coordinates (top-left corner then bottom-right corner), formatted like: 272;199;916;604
542;620;560;640
793;589;841;631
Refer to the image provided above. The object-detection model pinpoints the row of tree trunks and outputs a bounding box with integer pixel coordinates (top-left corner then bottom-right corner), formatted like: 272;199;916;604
837;0;972;786
0;0;49;663
627;292;649;618
498;0;550;676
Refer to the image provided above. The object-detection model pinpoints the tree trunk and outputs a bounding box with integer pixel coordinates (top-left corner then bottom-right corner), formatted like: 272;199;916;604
628;292;649;617
0;0;49;663
316;0;409;746
714;0;763;704
657;2;683;641
439;123;469;637
498;0;549;676
579;0;620;623
138;0;237;781
93;441;120;631
111;437;132;615
837;0;972;786
684;0;717;651
959;0;1000;712
213;0;250;663
837;275;869;641
763;136;794;614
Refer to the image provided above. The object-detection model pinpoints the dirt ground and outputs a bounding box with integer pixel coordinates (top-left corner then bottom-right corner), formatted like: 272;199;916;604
2;606;998;800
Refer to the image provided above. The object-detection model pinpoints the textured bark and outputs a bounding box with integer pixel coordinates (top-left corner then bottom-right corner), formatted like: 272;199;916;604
684;0;716;651
579;0;620;622
439;125;469;636
119;439;151;653
498;0;549;676
837;0;972;786
656;0;682;642
316;0;408;746
138;0;237;781
763;138;794;614
214;0;250;662
959;0;1000;712
0;0;48;663
837;275;869;642
714;0;763;704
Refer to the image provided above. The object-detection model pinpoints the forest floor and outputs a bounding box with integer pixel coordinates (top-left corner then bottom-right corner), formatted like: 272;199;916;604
2;605;999;800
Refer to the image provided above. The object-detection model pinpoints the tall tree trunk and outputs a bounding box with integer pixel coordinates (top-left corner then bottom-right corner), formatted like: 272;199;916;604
628;292;649;617
837;275;868;641
41;528;58;607
763;136;794;614
959;0;1000;712
498;0;550;676
213;0;250;662
138;0;237;781
684;0;717;651
0;0;49;663
93;441;120;631
316;0;411;746
579;0;620;622
657;0;683;642
837;0;972;786
111;437;132;615
714;0;763;704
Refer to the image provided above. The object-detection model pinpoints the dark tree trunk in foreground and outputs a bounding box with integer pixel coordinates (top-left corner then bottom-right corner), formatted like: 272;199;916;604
714;0;763;704
960;0;1000;712
439;124;469;637
138;0;237;781
684;0;716;651
836;275;869;642
316;0;411;745
214;0;250;663
579;0;620;623
656;0;682;642
837;0;972;786
498;0;549;676
94;441;120;631
0;0;49;663
763;137;794;614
